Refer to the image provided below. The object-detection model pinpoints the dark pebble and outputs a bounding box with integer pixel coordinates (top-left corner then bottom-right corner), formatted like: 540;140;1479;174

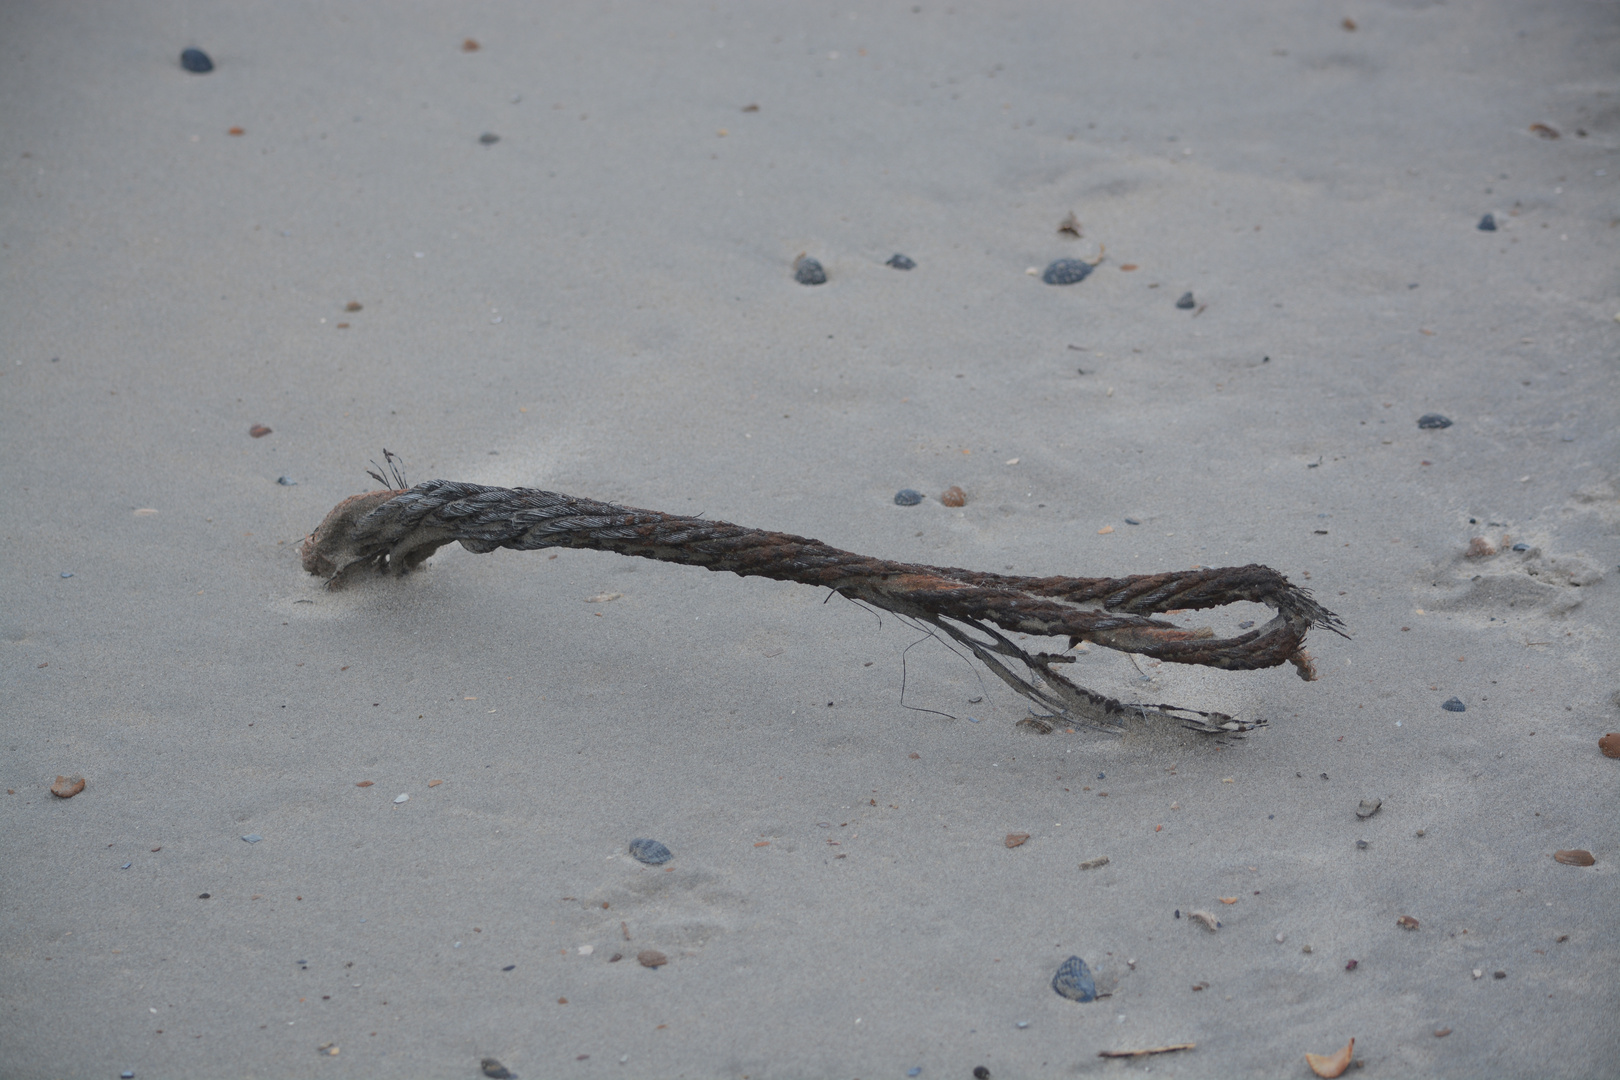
893;489;924;506
1123;517;1140;525
1417;413;1453;430
1442;697;1466;712
122;1072;134;1079
277;476;297;486
886;253;916;270
481;1058;518;1079
61;572;74;579
479;132;501;145
974;1068;991;1080
1345;959;1359;971
1493;970;1507;979
628;838;672;865
1175;292;1196;309
501;964;516;971
1477;213;1497;231
180;47;214;73
1237;620;1255;629
198;893;211;899
1356;839;1370;850
1041;259;1092;286
793;256;827;285
1051;955;1097;1002
1512;542;1529;552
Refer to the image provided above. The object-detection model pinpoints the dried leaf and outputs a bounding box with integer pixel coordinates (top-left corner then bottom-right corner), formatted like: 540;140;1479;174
1005;832;1030;848
1305;1038;1354;1078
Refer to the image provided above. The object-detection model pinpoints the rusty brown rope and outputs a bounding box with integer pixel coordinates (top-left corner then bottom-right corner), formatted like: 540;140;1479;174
302;480;1345;734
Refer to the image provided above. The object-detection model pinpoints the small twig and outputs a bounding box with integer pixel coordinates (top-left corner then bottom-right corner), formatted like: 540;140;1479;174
1098;1042;1196;1058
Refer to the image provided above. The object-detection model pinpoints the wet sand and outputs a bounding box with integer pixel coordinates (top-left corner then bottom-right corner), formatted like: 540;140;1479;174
3;3;1617;1077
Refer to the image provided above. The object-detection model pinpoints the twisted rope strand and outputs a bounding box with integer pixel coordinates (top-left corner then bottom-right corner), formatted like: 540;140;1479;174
303;480;1345;734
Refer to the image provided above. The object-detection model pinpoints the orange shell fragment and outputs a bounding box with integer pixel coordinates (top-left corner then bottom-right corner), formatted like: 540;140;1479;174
1305;1037;1354;1079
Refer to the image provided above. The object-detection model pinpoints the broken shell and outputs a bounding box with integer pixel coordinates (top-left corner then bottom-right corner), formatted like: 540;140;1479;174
1553;849;1595;867
1005;833;1030;848
1078;856;1109;870
940;485;967;508
636;949;668;968
1465;537;1496;558
1305;1037;1354;1079
50;775;86;798
629;838;673;865
1397;915;1419;930
1599;733;1620;759
1355;798;1382;819
1051;955;1097;1002
1189;910;1220;931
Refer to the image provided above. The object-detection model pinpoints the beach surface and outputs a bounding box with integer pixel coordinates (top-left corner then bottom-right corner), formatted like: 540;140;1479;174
3;2;1617;1077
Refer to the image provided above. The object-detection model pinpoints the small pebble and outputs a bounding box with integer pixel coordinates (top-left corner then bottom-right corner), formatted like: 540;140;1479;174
629;838;672;865
1051;955;1097;1002
1356;798;1382;820
1015;1020;1029;1029
1345;959;1359;971
479;132;500;145
940;485;966;508
249;424;272;438
1078;856;1109;870
974;1068;991;1080
241;834;262;844
907;1069;921;1078
1434;1028;1451;1038
1553;849;1595;866
393;793;408;804
1397;915;1420;930
345;301;363;312
1276;933;1287;944
1511;542;1530;552
180;47;214;73
122;1072;135;1079
1493;970;1507;979
1123;517;1140;525
1417;413;1454;430
1477;213;1497;231
1473;969;1483;979
1599;733;1620;759
277;476;297;486
793;255;827;285
893;489;924;506
50;775;86;798
120;862;131;869
501;964;516;971
1442;697;1466;712
1356;839;1369;850
1175;291;1196;309
481;1058;517;1079
886;253;916;270
60;572;74;579
1042;259;1093;286
637;949;668;968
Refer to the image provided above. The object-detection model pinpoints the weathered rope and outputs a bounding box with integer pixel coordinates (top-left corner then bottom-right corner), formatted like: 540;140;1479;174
302;481;1346;734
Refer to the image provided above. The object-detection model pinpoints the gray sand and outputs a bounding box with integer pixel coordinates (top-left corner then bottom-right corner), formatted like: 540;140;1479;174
3;3;1617;1077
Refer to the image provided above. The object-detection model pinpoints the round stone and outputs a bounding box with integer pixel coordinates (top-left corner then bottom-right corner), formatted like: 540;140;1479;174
793;256;827;285
180;48;214;73
886;253;916;270
893;489;923;506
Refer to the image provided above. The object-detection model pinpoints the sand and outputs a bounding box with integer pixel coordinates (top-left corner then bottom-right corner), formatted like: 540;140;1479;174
3;2;1617;1077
